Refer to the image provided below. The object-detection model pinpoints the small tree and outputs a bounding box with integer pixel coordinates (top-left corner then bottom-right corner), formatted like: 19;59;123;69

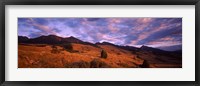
90;58;110;68
62;43;73;51
100;50;107;59
51;45;60;54
140;60;150;68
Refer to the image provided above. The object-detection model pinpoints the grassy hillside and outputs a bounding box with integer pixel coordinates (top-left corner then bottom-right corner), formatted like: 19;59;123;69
18;43;181;68
18;43;143;68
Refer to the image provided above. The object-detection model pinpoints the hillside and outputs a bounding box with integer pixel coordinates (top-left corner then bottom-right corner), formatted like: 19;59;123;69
18;35;182;68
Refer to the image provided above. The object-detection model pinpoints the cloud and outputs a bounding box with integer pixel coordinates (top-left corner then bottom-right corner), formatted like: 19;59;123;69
52;27;62;33
128;18;182;45
33;18;49;25
136;23;181;45
146;41;181;48
28;18;57;36
108;24;120;33
136;18;153;23
28;32;44;38
64;18;82;28
86;18;101;21
18;18;182;51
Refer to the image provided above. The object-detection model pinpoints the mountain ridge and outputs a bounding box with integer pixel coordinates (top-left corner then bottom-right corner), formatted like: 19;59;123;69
18;35;181;52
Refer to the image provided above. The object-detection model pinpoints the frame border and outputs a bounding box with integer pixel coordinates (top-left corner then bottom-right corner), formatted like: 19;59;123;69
0;0;199;86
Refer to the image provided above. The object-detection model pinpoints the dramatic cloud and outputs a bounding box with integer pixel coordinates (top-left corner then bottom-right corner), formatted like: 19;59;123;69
18;18;182;51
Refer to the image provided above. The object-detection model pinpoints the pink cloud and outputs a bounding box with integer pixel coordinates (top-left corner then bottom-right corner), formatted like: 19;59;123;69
128;22;181;46
109;18;121;23
145;36;180;47
108;24;120;33
130;18;154;33
130;34;147;45
159;36;174;41
27;18;57;35
146;41;181;48
137;18;153;23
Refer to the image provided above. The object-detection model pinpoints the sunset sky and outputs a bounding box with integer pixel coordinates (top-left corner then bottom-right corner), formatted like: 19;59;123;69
18;18;182;51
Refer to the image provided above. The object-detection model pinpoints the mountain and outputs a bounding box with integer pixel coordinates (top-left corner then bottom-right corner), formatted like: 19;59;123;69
27;35;63;44
140;45;167;52
139;45;174;56
118;45;139;51
96;42;115;45
61;36;83;43
18;35;181;54
96;42;139;51
18;35;84;44
139;45;182;55
18;36;29;43
172;50;182;54
157;45;182;51
139;45;182;61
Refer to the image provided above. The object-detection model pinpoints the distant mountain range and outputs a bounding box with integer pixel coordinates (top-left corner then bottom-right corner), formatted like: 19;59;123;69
19;35;83;44
18;35;181;53
157;45;182;51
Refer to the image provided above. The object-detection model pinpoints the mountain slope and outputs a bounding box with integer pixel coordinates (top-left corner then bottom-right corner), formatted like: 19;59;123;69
18;35;182;68
27;35;63;44
18;35;84;44
18;36;29;43
61;36;84;43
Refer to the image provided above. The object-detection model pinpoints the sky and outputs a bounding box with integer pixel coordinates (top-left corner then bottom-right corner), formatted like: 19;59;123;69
18;18;182;51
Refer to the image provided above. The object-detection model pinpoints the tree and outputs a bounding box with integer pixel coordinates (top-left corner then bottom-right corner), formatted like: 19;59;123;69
101;50;107;59
62;43;73;51
140;60;150;68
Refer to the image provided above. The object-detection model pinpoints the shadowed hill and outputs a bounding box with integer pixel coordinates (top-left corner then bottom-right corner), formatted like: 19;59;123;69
96;42;139;51
19;35;83;44
18;36;29;43
18;35;182;53
62;36;83;43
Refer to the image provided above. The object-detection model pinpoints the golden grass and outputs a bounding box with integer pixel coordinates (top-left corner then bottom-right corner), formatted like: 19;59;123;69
18;43;144;68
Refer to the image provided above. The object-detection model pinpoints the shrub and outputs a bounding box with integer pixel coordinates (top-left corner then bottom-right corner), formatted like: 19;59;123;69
100;50;107;59
140;60;150;68
117;52;121;55
90;58;110;68
36;44;46;47
62;43;73;51
132;51;137;54
51;48;61;54
70;50;79;53
51;45;61;54
117;63;131;68
52;45;57;48
60;43;80;53
64;60;90;68
136;55;141;58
